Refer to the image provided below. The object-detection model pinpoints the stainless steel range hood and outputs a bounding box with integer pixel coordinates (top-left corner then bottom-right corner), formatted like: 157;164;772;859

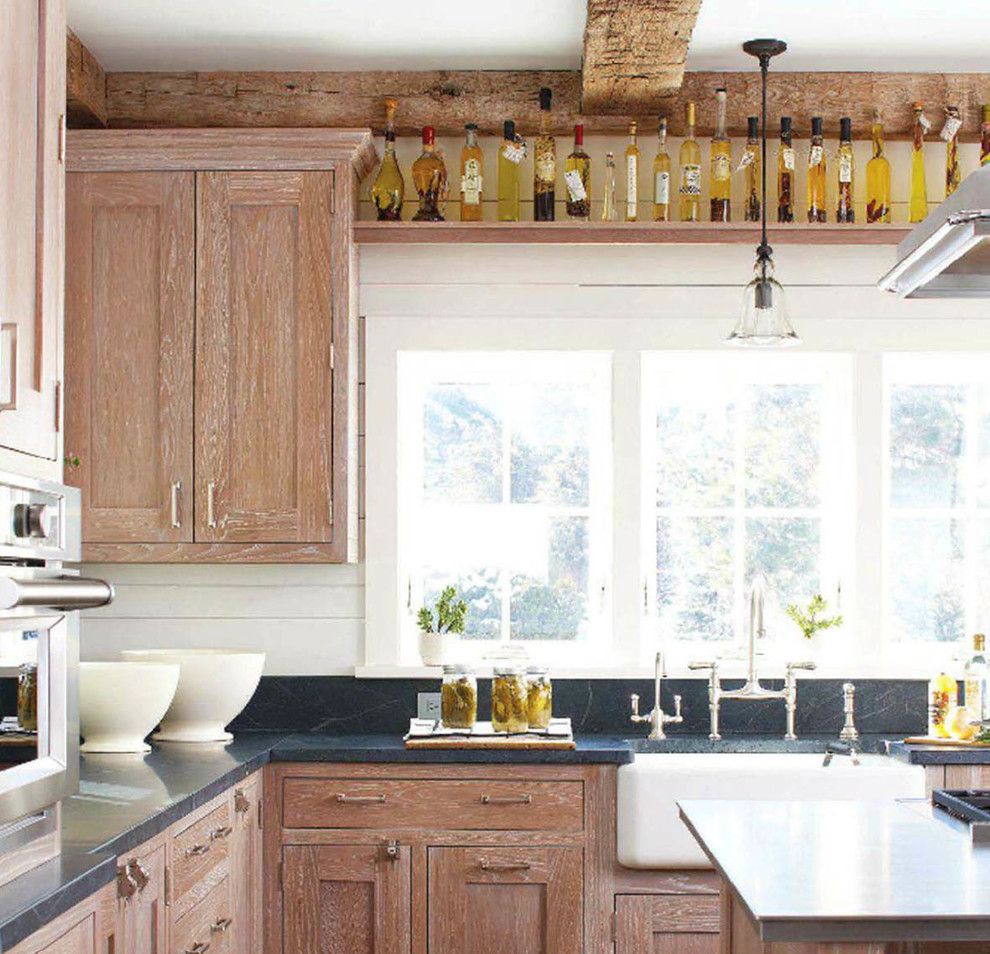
878;165;990;298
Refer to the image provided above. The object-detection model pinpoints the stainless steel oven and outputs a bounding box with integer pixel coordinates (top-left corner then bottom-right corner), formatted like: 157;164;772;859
0;472;112;866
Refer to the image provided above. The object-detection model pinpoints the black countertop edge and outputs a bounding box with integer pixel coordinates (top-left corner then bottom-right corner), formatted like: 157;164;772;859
887;740;990;765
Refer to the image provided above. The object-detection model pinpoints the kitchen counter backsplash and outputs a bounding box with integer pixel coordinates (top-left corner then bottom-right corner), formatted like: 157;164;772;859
228;676;929;737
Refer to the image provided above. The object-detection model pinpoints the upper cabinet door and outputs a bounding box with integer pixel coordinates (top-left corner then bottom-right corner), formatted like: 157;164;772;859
0;0;65;461
196;171;336;543
65;172;195;542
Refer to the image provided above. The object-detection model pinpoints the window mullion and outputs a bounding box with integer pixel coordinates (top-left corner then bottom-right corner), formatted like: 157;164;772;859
500;385;512;646
733;381;748;645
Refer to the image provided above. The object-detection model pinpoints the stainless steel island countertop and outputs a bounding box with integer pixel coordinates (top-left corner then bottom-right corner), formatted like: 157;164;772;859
678;798;990;944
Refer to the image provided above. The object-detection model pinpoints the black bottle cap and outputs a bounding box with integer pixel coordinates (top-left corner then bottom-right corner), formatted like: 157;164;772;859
747;116;759;139
503;120;515;140
840;117;852;140
539;87;552;111
811;116;824;136
780;116;792;136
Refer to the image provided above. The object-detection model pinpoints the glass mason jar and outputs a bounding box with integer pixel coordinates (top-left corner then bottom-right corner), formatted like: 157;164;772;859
18;662;38;732
525;667;552;729
492;665;528;733
441;664;477;730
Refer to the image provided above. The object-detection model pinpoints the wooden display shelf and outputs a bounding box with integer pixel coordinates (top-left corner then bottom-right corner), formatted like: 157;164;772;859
354;220;912;246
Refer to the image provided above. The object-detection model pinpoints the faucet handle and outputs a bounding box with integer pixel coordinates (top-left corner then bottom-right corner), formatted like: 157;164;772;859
688;660;717;671
663;694;684;726
630;693;649;724
786;661;817;673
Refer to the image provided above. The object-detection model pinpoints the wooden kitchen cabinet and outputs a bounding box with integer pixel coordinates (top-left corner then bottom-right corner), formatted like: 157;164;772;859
0;0;65;468
428;846;583;954
615;893;721;954
230;775;264;954
66;130;376;562
5;882;115;954
118;838;168;954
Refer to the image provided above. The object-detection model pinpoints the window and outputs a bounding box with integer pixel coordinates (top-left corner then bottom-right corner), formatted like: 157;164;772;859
397;352;612;663
642;353;852;655
884;355;990;644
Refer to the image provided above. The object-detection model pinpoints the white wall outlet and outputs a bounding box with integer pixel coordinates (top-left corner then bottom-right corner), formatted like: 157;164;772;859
417;692;441;721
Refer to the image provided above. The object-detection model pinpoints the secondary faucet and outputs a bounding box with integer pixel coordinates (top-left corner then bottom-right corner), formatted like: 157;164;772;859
630;651;683;741
689;576;816;741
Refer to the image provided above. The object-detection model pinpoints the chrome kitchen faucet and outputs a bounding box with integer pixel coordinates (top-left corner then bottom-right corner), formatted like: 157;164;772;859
630;651;683;740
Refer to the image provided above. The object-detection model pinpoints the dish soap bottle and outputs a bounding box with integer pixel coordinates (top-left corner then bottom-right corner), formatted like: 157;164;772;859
964;634;988;726
928;672;958;739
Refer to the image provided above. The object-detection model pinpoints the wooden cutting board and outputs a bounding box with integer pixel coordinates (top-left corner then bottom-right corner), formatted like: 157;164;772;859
902;735;990;747
404;718;576;750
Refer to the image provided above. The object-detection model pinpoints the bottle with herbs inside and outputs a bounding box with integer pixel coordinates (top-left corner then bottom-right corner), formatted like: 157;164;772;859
678;101;702;222
909;102;929;223
411;126;447;222
928;671;957;739
564;124;591;220
982;105;990;167
441;664;477;730
807;116;827;223
943;105;962;198
710;87;731;222
866;109;891;224
533;87;556;221
836;117;855;223
602;151;618;221
492;664;528;733
742;115;760;223
497;120;524;221
652;117;671;222
777;116;795;223
625;120;640;221
370;97;404;221
459;123;483;221
525;667;552;730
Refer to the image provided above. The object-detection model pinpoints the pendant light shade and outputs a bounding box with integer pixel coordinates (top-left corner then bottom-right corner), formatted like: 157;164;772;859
725;38;800;348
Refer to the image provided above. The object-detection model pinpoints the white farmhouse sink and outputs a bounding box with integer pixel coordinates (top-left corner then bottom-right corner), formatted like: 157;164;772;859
617;753;926;869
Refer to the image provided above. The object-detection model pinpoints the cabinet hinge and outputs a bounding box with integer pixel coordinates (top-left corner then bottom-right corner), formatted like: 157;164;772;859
257;798;263;830
164;866;171;906
54;381;61;432
329;341;335;371
58;114;66;165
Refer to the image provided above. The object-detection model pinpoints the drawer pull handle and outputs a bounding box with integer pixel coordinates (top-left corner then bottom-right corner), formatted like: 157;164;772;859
385;840;400;862
211;917;233;934
117;864;138;900
184;943;210;954
184;843;211;857
234;790;251;814
210;826;233;841
479;860;532;872
128;859;150;890
481;794;532;805
335;794;387;804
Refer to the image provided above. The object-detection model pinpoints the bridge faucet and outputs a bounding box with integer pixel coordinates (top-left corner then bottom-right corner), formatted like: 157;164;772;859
630;651;683;741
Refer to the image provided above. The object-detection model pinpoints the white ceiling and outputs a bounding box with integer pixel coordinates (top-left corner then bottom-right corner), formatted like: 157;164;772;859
68;0;990;73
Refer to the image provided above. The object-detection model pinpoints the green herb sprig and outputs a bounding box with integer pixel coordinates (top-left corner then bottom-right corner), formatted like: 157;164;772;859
786;594;843;641
418;586;467;634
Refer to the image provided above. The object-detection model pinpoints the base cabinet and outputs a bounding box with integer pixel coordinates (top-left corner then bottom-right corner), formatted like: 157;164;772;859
615;893;721;954
118;840;168;954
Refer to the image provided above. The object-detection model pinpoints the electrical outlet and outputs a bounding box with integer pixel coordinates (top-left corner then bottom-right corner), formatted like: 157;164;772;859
417;692;441;721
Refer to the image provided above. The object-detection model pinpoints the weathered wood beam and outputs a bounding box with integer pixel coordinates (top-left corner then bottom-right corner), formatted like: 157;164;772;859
582;0;702;114
105;69;990;142
66;28;107;127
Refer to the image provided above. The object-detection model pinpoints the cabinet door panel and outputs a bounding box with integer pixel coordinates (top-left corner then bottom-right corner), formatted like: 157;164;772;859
0;0;64;461
196;171;335;543
231;774;263;954
428;846;582;954
283;844;410;954
615;894;721;954
65;171;195;541
120;844;167;954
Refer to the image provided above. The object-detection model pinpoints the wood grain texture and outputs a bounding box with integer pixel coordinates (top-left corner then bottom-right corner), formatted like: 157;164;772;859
170;800;232;920
944;764;990;789
80;540;344;562
582;0;702;114
616;895;720;954
66;28;106;128
230;772;263;954
65;171;194;543
169;875;232;954
283;777;584;831
613;869;721;895
118;839;167;954
262;765;284;954
4;883;114;954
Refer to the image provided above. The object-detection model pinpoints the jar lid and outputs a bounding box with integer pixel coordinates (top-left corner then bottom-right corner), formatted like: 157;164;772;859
493;664;526;676
443;663;474;675
526;665;549;676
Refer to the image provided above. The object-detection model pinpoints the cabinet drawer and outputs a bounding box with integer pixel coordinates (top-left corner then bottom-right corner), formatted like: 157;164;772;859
171;876;233;954
172;802;232;917
283;777;584;831
646;894;721;933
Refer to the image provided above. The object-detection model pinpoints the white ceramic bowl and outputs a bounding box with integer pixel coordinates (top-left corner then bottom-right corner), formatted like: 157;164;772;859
120;649;265;743
79;661;180;753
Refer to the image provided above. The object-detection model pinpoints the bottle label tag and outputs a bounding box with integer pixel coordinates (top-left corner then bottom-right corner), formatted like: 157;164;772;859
783;146;795;170
919;111;932;134
839;156;853;183
564;169;587;202
711;154;731;181
535;154;556;182
809;144;824;167
461;159;482;204
681;164;701;196
736;150;756;174
940;114;963;141
654;170;670;204
502;142;526;164
626;156;638;212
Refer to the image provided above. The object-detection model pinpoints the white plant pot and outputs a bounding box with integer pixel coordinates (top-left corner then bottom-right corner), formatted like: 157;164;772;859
419;631;459;666
79;661;180;753
121;649;265;743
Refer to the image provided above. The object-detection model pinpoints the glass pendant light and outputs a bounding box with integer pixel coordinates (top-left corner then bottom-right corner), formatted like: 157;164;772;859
725;39;800;348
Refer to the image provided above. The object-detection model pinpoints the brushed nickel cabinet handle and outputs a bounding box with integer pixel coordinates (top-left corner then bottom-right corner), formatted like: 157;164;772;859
170;481;182;529
183;942;210;954
210;826;232;841
210;917;233;934
481;794;532;805
234;790;250;814
335;793;387;804
128;859;150;890
479;860;532;872
207;482;217;529
184;843;211;857
117;864;138;900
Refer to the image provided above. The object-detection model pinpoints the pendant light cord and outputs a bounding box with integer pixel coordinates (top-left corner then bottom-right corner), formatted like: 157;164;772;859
758;52;770;281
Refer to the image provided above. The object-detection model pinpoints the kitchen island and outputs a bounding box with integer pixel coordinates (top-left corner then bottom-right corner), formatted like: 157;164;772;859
679;797;990;952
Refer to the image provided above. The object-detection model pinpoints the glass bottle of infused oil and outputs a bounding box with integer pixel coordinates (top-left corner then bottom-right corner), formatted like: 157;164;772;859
625;120;640;221
807;116;827;223
602;151;618;221
709;87;731;222
497;120;524;221
564;124;591;220
777;116;795;223
964;633;988;726
652;117;671;221
371;97;404;221
909;102;929;223
411;126;447;222
928;671;958;739
836;117;855;223
459;123;483;221
678;101;702;222
866;109;891;223
944;105;962;198
742;115;760;223
533;87;556;221
982;105;990;167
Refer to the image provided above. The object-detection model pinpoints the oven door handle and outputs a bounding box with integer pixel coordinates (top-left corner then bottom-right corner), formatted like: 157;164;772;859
0;576;114;611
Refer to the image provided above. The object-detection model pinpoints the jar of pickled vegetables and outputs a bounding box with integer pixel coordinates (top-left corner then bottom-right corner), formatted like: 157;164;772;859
441;664;477;730
492;664;528;733
525;666;552;729
18;663;38;732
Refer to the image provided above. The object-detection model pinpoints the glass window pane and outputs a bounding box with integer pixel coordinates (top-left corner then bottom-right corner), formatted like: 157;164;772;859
423;565;501;640
657;516;734;641
510;516;589;640
978;386;990;508
745;517;821;611
424;384;502;504
889;384;966;509
511;383;590;506
745;384;821;508
889;517;965;643
655;389;736;508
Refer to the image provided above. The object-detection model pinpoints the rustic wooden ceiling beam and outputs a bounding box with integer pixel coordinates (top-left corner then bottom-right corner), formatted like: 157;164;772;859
104;69;990;142
66;28;107;127
582;0;703;115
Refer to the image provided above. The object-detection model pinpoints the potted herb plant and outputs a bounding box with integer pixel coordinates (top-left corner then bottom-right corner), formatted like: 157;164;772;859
786;594;843;650
417;586;467;666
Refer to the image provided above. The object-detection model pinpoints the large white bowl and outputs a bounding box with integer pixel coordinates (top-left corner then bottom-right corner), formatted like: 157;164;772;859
121;649;265;743
79;661;180;753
